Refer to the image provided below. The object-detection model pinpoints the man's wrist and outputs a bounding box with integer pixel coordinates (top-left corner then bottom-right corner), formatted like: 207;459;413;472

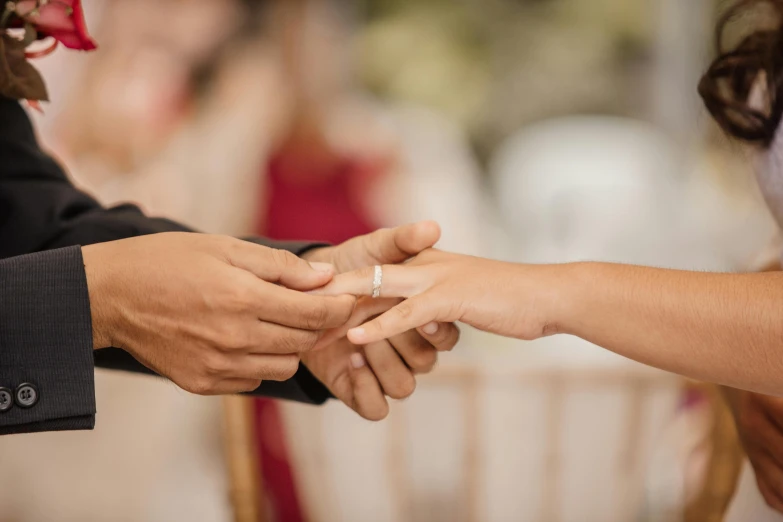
81;244;115;350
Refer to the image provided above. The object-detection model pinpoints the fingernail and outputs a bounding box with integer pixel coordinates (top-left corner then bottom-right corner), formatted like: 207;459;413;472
350;353;366;369
421;322;439;335
309;262;335;275
349;327;365;341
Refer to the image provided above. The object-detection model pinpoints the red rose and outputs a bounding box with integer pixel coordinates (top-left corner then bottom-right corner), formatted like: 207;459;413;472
16;0;97;51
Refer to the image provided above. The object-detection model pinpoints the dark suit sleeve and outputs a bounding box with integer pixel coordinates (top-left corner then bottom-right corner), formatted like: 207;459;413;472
0;98;331;434
0;247;97;434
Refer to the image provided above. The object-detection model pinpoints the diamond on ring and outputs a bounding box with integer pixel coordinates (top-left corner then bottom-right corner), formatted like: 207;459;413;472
372;265;383;298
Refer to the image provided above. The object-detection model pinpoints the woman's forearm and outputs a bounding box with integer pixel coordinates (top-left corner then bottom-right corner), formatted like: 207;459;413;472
553;263;783;396
317;250;783;395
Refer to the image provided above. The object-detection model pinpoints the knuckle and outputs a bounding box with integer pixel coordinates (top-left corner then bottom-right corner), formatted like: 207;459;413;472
298;331;320;352
223;237;249;261
224;236;243;253
409;350;437;373
227;285;254;311
275;331;307;354
275;334;298;355
305;300;331;329
266;356;299;381
186;377;216;396
202;352;228;375
394;302;414;320
336;296;356;320
281;359;299;380
272;248;297;270
274;299;298;324
220;329;249;352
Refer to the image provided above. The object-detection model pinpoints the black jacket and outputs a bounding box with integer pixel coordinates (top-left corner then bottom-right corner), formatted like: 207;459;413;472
0;97;331;435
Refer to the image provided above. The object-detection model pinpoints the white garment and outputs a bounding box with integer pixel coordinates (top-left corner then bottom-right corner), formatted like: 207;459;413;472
724;128;783;522
754;130;783;235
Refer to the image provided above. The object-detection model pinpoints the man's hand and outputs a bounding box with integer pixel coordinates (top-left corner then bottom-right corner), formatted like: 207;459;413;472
303;221;442;275
302;297;459;420
724;387;783;513
301;222;461;420
82;232;355;396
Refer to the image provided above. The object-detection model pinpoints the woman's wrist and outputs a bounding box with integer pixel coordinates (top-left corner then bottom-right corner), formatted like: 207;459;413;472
535;261;599;339
500;261;592;340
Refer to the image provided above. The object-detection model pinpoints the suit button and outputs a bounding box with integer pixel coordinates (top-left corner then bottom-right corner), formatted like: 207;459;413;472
0;388;12;412
15;383;38;408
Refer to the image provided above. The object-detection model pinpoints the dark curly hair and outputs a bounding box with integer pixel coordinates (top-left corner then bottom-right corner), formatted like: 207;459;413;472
699;0;783;146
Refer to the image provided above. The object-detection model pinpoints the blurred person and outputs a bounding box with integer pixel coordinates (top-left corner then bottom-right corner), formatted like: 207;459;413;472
231;1;489;518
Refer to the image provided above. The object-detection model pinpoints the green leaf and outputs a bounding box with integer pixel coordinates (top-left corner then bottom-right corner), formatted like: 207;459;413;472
0;34;48;101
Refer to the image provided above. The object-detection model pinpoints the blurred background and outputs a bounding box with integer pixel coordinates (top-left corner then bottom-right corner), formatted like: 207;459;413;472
0;0;778;521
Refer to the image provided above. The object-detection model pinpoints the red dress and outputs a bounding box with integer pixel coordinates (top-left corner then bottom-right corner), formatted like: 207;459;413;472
253;140;382;522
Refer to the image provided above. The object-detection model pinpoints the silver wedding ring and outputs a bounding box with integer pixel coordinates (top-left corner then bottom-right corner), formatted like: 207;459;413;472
372;265;383;298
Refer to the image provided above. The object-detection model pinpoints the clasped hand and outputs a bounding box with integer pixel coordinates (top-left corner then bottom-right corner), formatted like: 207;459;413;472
82;222;459;421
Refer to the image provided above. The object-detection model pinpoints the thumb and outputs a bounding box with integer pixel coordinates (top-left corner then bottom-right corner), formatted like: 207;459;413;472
227;241;336;290
363;221;441;265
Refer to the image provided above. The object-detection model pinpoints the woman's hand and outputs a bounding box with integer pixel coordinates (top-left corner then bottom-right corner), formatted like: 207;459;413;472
314;249;564;345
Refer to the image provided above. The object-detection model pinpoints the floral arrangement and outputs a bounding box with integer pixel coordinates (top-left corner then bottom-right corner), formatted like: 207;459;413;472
0;0;96;104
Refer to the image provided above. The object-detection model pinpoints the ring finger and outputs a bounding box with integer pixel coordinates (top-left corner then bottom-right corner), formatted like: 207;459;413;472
313;264;426;298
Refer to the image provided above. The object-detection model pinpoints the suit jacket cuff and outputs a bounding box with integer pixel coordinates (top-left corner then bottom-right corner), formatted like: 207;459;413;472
241;238;330;259
252;364;333;404
0;247;96;435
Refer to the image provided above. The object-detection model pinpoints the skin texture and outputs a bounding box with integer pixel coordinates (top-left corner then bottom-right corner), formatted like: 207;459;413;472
315;248;783;397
